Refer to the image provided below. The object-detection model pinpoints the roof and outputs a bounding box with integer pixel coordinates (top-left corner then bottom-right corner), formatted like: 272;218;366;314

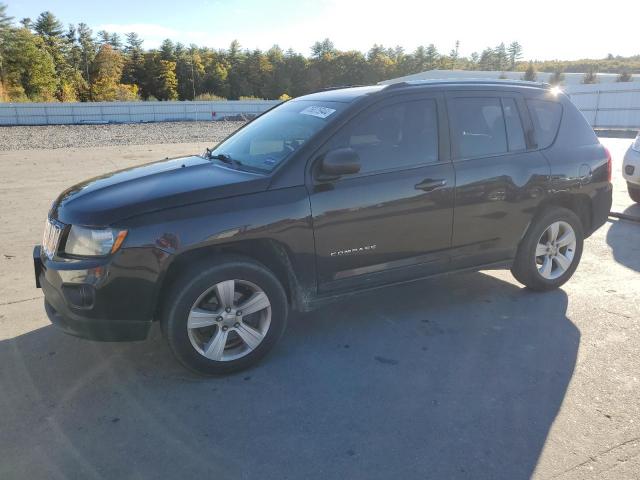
386;78;550;90
297;79;550;103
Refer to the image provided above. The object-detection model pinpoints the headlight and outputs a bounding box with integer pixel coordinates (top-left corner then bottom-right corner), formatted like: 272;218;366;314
632;134;640;153
64;226;128;257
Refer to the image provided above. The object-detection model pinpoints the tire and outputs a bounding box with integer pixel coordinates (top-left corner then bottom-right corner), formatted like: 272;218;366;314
161;254;288;375
629;183;640;203
511;207;584;292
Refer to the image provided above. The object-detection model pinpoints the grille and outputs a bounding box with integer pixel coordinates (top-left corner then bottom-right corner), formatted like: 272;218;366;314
42;218;64;260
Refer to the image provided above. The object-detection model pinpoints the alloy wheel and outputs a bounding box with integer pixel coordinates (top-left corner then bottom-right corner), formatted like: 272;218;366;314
187;279;271;361
535;221;577;280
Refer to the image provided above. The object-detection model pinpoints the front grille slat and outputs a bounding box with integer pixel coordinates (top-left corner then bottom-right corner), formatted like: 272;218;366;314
42;218;64;259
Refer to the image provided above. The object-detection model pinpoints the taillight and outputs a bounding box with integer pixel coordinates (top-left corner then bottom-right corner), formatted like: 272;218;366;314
605;147;612;182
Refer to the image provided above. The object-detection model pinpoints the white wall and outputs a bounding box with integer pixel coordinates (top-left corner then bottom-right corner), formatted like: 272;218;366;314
379;69;640;86
0;100;281;126
563;83;639;129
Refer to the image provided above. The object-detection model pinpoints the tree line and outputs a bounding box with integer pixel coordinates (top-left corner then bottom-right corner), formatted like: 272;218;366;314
0;6;638;102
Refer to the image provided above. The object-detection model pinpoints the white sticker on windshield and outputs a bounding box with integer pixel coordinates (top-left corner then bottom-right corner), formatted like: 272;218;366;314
300;105;336;119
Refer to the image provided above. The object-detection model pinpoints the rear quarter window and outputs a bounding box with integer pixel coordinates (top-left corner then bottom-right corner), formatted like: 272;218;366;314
526;99;562;149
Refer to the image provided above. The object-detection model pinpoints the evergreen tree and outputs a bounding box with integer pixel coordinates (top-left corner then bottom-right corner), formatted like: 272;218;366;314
33;11;70;98
616;71;632;82
122;32;144;89
448;40;460;69
494;43;508;71
479;48;494;70
311;38;335;59
424;44;439;70
507;41;523;70
160;38;176;61
0;3;12;30
582;66;598;84
549;68;565;86
34;11;63;40
0;2;14;81
522;61;537;81
77;23;96;100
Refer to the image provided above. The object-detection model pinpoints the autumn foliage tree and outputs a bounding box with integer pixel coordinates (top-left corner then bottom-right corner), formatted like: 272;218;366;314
1;4;639;102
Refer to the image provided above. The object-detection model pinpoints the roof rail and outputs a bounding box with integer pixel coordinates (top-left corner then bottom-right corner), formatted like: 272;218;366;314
384;78;551;90
317;84;367;92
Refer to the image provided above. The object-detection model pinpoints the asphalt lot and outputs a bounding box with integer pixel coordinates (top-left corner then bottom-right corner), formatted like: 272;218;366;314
0;136;638;479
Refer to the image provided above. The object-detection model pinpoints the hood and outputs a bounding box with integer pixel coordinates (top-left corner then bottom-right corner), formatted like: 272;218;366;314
51;155;271;226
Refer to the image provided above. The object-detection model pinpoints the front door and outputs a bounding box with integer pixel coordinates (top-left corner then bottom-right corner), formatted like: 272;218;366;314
307;93;455;293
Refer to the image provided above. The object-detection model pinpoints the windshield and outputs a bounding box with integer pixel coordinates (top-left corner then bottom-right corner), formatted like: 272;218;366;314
209;100;346;173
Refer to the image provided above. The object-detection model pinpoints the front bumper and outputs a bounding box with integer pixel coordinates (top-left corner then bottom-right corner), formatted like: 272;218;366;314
34;245;158;342
623;146;640;186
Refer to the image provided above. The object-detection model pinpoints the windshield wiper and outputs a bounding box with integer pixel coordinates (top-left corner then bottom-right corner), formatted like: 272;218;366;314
204;149;244;169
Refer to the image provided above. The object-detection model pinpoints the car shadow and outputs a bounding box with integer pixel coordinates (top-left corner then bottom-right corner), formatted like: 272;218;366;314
606;203;640;272
0;272;577;480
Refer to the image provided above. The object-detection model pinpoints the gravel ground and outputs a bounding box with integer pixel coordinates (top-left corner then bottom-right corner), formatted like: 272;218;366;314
0;121;246;151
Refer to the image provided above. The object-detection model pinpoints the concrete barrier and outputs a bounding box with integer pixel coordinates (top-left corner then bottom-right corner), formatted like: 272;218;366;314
0;100;281;126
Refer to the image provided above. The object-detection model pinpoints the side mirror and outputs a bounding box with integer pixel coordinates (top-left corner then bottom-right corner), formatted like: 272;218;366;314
319;148;361;179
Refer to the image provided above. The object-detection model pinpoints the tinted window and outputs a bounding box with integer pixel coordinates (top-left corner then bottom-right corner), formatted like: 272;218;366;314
502;98;526;151
328;99;438;174
526;99;562;149
210;100;346;172
450;97;507;159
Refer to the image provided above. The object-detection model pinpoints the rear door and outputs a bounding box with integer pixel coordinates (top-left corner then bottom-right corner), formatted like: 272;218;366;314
307;93;455;293
446;91;550;267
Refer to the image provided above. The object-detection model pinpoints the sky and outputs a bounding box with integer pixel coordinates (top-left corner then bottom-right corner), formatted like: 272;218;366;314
6;0;637;60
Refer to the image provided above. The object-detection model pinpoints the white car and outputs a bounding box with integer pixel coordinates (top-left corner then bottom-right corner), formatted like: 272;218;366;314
623;133;640;203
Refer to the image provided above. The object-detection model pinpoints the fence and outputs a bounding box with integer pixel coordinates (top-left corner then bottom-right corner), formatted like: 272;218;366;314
0;100;281;126
1;84;639;129
564;83;640;130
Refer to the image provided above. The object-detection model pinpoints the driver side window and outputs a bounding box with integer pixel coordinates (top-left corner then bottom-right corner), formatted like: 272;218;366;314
327;99;439;175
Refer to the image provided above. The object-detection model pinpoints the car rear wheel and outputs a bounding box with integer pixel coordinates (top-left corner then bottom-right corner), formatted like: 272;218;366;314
511;207;584;291
161;255;288;375
628;182;640;203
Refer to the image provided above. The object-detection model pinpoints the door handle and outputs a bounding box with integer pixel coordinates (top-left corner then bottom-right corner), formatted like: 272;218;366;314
415;178;447;192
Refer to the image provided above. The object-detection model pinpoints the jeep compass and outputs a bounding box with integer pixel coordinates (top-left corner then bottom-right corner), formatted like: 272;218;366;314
34;80;613;374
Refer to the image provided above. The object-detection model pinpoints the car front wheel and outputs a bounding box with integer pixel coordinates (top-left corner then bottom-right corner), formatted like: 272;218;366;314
161;255;288;375
511;207;584;291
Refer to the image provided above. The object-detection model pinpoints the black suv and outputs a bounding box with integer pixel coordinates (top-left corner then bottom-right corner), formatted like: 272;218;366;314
35;81;612;374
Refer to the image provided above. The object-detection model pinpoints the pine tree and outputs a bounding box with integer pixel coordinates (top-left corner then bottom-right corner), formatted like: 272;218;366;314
582;66;598;84
311;38;335;59
77;23;96;100
616;71;632;82
549;68;565;86
507;41;523;70
0;3;12;31
160;38;175;61
479;48;494;71
494;43;508;71
522;62;537;81
0;2;14;82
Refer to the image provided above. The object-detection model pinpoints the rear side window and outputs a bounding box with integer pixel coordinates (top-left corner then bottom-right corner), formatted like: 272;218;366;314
526;99;562;149
449;97;507;159
502;98;526;151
